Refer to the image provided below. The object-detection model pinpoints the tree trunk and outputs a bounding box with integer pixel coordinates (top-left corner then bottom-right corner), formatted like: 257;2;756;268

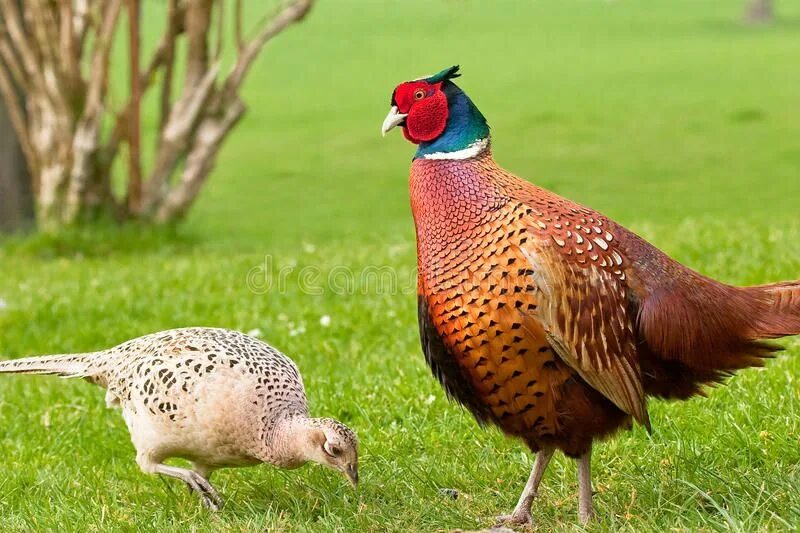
0;97;34;233
744;0;774;24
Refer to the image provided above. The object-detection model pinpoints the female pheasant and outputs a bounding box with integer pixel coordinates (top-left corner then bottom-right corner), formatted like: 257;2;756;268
382;65;800;525
0;328;358;510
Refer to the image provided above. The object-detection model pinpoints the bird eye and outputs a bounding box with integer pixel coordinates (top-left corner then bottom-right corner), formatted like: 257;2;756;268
414;89;426;100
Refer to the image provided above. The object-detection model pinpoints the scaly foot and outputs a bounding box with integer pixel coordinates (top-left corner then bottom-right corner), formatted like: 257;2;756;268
185;471;224;511
495;510;532;528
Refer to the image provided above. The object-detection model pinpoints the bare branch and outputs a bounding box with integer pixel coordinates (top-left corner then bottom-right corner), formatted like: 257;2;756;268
92;0;180;171
183;0;213;91
0;25;27;90
153;0;315;221
29;0;61;73
59;1;82;91
27;0;70;117
235;0;243;50
158;0;181;134
0;62;37;178
0;0;48;93
223;0;313;97
0;0;316;226
214;0;224;60
83;0;122;120
144;63;220;212
155;99;246;222
72;0;90;51
126;0;142;213
64;0;123;221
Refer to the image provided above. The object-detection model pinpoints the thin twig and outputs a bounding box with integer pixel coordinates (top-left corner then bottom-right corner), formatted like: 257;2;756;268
214;0;224;60
155;98;246;221
83;0;122;121
27;0;70;117
63;0;122;221
72;0;90;52
158;0;181;135
126;0;142;213
183;0;212;91
235;0;243;51
59;0;82;95
223;0;313;97
0;25;27;90
0;0;48;95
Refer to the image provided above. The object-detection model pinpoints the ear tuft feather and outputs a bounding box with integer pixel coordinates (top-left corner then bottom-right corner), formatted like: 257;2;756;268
426;65;461;84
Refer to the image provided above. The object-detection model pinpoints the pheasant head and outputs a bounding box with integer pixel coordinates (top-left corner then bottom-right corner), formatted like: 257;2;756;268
382;65;490;159
296;416;359;487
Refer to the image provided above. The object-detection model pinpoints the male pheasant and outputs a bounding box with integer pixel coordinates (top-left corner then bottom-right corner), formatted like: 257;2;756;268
382;65;800;525
0;328;358;510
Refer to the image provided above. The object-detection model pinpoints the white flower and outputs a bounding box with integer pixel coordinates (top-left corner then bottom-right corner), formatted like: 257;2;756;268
246;328;263;338
0;298;7;310
288;324;306;337
319;315;331;327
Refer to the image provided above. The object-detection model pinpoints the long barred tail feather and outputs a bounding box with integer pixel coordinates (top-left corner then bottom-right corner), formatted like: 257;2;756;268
750;280;800;339
0;352;103;378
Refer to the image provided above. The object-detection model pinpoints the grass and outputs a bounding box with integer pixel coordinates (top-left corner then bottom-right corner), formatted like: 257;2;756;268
1;0;800;530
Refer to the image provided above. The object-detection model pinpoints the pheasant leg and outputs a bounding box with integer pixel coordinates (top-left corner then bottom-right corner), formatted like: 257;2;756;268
153;463;224;511
183;462;215;495
576;447;594;524
496;449;554;525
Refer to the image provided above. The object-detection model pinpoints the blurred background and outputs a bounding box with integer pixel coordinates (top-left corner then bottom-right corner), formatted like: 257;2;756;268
0;1;798;531
1;0;798;244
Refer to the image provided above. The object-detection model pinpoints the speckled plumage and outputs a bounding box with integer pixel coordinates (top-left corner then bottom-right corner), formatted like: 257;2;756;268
0;327;358;510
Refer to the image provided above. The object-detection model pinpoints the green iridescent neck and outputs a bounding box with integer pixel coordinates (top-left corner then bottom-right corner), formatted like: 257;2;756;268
414;82;490;160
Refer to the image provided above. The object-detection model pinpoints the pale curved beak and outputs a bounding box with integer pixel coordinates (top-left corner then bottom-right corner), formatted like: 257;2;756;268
344;464;358;488
381;106;407;137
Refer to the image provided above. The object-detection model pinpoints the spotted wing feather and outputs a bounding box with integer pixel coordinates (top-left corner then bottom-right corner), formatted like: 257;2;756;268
521;242;650;429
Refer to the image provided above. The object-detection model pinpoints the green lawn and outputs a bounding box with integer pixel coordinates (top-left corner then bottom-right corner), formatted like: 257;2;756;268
1;0;800;530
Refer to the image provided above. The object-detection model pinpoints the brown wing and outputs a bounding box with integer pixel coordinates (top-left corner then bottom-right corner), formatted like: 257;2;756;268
521;240;651;430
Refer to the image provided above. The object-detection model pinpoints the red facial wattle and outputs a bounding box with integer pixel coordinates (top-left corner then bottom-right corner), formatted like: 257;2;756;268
406;91;448;143
392;81;449;144
403;125;419;144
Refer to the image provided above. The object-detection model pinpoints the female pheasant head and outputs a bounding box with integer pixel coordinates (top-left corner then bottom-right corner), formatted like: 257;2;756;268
382;65;490;160
300;417;359;487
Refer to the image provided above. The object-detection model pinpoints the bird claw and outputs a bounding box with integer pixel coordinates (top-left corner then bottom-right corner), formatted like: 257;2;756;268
198;486;224;512
185;472;224;511
200;493;223;512
495;512;532;528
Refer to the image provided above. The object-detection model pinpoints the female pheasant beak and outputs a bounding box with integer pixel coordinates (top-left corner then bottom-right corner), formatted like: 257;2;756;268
344;463;358;487
381;106;407;136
